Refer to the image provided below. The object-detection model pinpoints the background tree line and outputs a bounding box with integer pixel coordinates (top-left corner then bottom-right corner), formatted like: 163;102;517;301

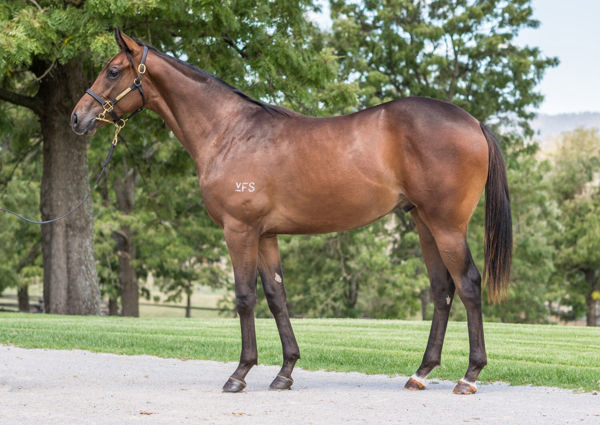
1;0;598;325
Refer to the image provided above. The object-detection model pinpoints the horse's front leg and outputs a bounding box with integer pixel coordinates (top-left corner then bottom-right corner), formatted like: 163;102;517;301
258;235;300;390
222;226;260;393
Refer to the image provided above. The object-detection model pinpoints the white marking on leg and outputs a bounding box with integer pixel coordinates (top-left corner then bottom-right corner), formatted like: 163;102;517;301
446;295;452;305
274;273;282;283
458;378;477;391
410;374;428;387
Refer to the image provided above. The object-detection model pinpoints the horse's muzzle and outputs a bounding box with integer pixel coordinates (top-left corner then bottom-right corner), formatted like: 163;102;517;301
71;111;97;136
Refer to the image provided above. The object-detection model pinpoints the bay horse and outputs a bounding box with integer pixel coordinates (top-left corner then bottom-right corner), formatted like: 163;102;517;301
71;29;512;395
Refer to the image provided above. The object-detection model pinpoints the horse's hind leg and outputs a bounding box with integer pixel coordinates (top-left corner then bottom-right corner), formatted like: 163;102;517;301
426;220;487;395
448;244;486;395
405;210;456;391
258;235;300;390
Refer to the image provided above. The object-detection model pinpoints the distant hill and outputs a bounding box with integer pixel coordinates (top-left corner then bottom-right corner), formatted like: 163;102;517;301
531;112;600;140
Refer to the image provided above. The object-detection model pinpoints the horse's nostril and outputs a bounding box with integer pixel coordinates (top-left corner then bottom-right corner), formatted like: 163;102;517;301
71;112;78;126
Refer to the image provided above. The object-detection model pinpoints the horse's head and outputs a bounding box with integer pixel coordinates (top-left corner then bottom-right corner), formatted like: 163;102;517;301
71;28;148;136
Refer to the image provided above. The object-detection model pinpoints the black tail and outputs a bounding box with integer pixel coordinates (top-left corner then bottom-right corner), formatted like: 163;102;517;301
481;123;512;303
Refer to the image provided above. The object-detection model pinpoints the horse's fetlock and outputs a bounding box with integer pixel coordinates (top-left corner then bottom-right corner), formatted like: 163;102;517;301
285;351;301;362
421;359;440;373
239;357;258;370
470;353;487;370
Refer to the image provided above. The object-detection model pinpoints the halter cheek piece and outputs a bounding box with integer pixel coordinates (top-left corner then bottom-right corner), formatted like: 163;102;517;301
85;46;149;145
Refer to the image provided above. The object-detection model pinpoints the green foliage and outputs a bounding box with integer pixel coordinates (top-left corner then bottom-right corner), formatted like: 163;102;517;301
1;0;354;309
548;128;600;324
135;146;232;302
468;137;558;323
0;101;42;295
550;128;600;202
279;218;423;318
1;314;599;391
328;0;557;134
308;0;559;322
0;0;574;325
81;0;355;115
82;0;355;307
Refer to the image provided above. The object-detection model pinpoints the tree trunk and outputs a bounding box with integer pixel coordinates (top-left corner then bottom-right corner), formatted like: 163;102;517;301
585;297;597;327
585;270;599;327
108;297;119;316
18;285;29;312
336;233;359;312
38;60;100;315
112;227;139;317
186;283;192;318
345;277;359;310
113;167;139;317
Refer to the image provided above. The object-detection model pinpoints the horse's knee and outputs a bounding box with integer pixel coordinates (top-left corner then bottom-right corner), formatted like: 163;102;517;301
235;291;257;314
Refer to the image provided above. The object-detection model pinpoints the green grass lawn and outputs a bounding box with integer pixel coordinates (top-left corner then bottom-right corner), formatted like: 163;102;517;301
1;313;598;392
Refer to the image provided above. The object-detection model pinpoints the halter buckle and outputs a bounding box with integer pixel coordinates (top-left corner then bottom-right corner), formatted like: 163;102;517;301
95;102;115;123
111;118;128;146
103;100;114;112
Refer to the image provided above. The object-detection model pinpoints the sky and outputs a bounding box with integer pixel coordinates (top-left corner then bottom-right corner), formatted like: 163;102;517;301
311;0;600;115
517;0;600;114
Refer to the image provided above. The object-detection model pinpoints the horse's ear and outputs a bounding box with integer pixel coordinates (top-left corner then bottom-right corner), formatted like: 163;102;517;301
114;28;139;55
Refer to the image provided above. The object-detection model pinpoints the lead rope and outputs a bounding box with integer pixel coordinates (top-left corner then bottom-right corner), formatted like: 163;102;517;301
0;127;121;225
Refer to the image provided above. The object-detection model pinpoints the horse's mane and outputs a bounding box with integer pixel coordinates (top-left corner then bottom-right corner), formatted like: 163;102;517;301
140;44;289;117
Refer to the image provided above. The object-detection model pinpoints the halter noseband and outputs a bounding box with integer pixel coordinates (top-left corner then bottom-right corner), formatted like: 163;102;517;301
85;46;149;144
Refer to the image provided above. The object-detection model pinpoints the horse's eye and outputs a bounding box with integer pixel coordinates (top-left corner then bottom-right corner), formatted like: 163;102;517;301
107;68;120;80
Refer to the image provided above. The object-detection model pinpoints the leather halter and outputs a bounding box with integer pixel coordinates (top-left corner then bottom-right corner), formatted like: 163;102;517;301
85;46;149;143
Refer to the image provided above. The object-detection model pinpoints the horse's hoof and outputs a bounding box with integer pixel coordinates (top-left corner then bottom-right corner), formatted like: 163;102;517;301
269;374;294;390
453;379;477;395
222;376;246;393
404;375;427;391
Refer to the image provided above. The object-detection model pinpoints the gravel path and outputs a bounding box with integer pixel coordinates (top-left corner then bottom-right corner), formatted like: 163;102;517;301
1;346;598;424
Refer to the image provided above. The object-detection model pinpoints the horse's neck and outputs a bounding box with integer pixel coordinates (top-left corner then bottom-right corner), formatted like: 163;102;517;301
146;61;245;168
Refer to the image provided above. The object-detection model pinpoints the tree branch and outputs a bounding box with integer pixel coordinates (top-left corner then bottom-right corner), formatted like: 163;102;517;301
0;87;43;115
34;60;56;82
29;0;42;11
222;33;248;59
